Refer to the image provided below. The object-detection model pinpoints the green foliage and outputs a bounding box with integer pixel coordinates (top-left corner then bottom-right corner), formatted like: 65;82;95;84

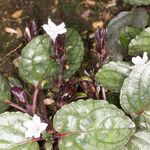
53;99;135;150
119;27;141;50
0;74;11;113
0;112;39;150
123;0;150;6
128;27;150;55
19;35;52;86
120;61;150;115
95;61;132;92
107;8;149;61
19;28;84;87
123;130;150;150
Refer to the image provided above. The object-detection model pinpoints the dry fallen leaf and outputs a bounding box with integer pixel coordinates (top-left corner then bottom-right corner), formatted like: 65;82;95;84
92;21;104;29
43;98;55;105
11;10;23;19
5;27;23;38
85;0;96;6
106;0;116;8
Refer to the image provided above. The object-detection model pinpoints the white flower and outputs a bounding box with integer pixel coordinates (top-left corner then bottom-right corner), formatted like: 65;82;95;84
132;52;148;65
23;114;48;138
42;18;67;42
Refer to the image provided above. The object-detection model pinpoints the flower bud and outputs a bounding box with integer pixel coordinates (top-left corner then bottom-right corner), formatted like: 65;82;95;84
11;86;27;104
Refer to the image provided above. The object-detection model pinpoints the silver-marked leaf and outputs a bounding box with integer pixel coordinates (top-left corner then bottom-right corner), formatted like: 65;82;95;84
53;99;135;150
129;27;150;55
123;0;150;6
120;61;150;115
95;61;132;92
0;74;11;113
0;112;39;150
19;35;52;85
123;130;150;150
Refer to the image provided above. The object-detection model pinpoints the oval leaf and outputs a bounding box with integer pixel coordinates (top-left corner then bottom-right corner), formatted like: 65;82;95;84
95;61;132;92
123;130;150;150
0;74;11;113
120;61;150;115
129;27;150;55
0;112;39;150
53;99;135;150
19;35;52;85
123;0;150;6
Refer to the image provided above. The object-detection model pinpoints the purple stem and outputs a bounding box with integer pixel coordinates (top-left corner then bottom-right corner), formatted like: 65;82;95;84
6;100;28;113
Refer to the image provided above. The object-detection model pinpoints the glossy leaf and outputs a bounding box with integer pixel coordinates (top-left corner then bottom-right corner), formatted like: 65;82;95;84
120;61;150;115
19;35;52;85
123;0;150;6
95;61;132;92
53;99;135;150
0;74;11;113
129;27;150;55
0;112;39;149
123;130;150;150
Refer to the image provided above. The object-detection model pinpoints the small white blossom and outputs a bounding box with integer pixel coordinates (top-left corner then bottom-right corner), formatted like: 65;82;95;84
23;114;48;138
42;18;67;42
132;52;148;65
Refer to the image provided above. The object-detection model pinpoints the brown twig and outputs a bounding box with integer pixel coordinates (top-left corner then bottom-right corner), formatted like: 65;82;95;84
2;43;23;60
32;83;39;115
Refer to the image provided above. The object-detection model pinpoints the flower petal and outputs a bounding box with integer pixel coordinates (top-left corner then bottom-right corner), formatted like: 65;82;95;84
48;18;57;29
33;115;41;124
132;55;145;65
39;123;48;132
143;52;148;63
33;131;41;138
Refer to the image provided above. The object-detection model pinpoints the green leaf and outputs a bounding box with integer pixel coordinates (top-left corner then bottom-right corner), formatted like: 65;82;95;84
0;74;11;113
119;27;141;50
95;61;132;92
107;8;149;61
19;28;84;87
0;112;39;150
44;140;52;150
128;27;150;55
53;99;135;150
48;28;84;79
120;61;150;115
123;0;150;6
19;35;53;85
123;130;150;150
